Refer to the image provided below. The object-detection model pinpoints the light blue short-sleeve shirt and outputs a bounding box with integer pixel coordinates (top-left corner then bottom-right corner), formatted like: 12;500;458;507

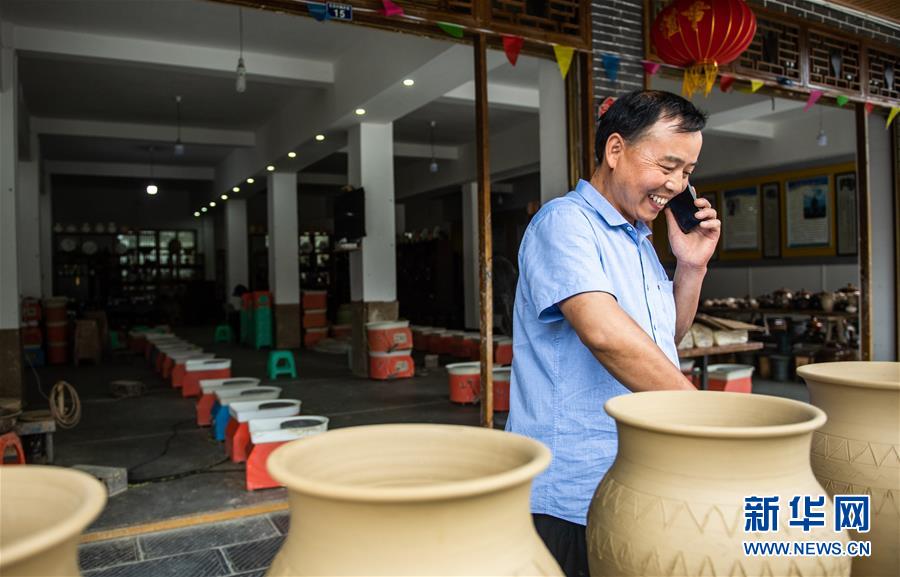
506;179;679;526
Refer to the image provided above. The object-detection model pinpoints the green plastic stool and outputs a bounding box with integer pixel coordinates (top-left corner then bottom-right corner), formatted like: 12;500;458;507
214;324;233;343
109;331;125;350
268;350;297;379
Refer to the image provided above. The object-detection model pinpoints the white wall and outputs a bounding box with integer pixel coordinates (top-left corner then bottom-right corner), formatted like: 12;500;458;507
16;146;40;298
0;37;19;330
701;263;858;299
867;113;897;361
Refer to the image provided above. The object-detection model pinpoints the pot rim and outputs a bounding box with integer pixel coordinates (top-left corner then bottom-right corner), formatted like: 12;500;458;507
267;423;551;503
0;466;107;568
797;361;900;391
605;391;826;439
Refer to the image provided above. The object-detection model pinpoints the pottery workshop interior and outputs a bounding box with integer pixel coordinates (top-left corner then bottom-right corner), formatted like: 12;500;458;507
0;1;898;576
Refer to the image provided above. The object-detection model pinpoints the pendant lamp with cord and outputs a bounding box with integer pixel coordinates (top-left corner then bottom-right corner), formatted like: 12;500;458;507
236;8;247;93
174;95;185;156
429;120;438;173
146;146;159;195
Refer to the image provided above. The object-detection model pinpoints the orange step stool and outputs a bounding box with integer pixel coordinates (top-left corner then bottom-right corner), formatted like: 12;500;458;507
225;400;301;463
171;352;214;388
196;378;261;427
246;416;329;491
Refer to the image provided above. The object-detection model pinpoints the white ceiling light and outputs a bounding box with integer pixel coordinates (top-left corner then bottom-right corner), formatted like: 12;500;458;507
403;78;415;87
232;186;240;193
194;211;200;217
288;151;297;158
209;201;216;207
315;134;325;142
221;194;229;200
235;8;247;93
266;165;275;171
201;207;208;213
246;177;255;184
355;108;366;116
145;146;159;194
173;95;185;156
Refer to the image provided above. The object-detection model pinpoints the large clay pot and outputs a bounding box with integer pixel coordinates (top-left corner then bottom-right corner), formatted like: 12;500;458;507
0;465;107;576
587;391;850;577
266;423;562;576
798;361;900;577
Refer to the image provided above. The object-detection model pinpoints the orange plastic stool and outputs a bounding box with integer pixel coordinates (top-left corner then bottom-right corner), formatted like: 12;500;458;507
0;431;26;465
227;422;252;463
246;441;287;491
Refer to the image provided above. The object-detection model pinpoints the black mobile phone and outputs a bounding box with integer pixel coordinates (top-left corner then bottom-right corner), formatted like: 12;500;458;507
666;184;703;233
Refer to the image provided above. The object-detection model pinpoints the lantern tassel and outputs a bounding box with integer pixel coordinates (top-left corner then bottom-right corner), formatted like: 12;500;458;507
682;62;719;98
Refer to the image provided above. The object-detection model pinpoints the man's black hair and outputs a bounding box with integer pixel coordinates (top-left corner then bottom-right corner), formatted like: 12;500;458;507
595;90;707;164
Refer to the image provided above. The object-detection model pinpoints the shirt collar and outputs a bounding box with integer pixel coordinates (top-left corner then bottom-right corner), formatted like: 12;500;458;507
574;179;653;239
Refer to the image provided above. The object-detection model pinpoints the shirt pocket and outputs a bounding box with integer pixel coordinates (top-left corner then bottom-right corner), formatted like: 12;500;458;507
654;280;677;341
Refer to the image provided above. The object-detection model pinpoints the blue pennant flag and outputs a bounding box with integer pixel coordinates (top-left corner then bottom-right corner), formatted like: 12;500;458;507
602;54;621;83
308;2;329;21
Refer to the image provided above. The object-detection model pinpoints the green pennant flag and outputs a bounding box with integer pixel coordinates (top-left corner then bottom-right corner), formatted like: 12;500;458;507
836;95;850;107
437;22;464;39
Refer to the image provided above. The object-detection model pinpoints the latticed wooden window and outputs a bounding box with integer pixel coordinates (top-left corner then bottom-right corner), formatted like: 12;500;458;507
866;48;898;101
807;30;862;94
491;0;582;36
734;17;801;81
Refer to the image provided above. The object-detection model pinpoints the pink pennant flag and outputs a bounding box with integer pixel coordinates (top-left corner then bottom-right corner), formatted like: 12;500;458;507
642;61;661;76
381;0;404;17
864;102;875;116
719;75;735;93
803;90;823;112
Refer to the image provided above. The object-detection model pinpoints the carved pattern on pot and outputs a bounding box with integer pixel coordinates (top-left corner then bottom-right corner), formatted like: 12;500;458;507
589;476;852;577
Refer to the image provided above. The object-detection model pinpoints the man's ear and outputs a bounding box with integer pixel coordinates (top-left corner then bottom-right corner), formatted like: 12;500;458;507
605;133;625;170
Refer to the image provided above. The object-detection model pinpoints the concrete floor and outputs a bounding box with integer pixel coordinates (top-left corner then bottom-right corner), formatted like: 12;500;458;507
22;326;810;536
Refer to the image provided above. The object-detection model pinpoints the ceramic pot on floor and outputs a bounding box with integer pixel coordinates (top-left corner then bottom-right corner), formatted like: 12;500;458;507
798;361;900;577
265;423;562;576
0;465;107;576
587;391;850;577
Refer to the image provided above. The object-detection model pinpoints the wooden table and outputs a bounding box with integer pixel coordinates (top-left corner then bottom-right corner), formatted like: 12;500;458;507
678;341;764;390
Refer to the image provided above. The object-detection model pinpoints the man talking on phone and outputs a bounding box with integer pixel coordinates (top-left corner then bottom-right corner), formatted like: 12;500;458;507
506;90;721;576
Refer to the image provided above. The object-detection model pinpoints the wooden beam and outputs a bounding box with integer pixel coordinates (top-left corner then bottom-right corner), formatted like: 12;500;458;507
893;122;900;360
855;103;873;361
579;50;595;179
474;33;493;429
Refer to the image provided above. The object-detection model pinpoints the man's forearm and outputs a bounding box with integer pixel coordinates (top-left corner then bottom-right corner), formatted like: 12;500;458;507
673;264;706;344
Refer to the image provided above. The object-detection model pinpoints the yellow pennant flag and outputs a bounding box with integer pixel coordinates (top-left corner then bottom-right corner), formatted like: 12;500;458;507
886;107;900;129
554;45;574;80
750;80;764;93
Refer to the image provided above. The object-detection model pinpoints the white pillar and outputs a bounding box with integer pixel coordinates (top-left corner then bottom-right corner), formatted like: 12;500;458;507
267;172;299;302
539;58;568;203
0;31;20;330
347;122;396;302
202;216;215;282
17;135;41;298
868;113;897;361
39;170;53;297
225;198;248;308
462;182;480;329
394;202;406;237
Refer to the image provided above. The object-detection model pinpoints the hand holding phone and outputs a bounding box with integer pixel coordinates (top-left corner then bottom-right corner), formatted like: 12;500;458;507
666;184;703;234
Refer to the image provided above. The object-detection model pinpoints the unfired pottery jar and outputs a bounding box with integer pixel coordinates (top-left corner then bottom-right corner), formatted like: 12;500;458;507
798;361;900;577
265;423;562;576
587;391;850;577
0;465;107;576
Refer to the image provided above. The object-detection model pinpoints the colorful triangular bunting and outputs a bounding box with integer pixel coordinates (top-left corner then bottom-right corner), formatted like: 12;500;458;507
865;102;875;116
601;53;620;82
719;75;735;93
642;61;661;76
436;21;464;39
308;2;329;21
803;89;823;112
836;95;849;107
502;35;524;66
887;107;900;129
750;80;764;93
381;0;404;17
554;45;574;79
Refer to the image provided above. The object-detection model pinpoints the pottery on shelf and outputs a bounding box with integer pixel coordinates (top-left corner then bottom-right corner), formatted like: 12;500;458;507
587;391;850;577
0;465;107;577
798;362;900;577
266;423;562;576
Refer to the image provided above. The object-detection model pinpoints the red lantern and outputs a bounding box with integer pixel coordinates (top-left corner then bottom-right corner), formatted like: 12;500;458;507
652;0;757;97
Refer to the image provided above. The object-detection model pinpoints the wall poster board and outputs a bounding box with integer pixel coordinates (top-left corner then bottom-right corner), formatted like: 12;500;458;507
835;172;858;256
784;175;835;257
721;186;760;252
761;182;781;258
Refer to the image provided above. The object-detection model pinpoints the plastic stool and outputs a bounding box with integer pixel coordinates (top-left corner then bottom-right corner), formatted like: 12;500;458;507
214;324;233;343
268;350;297;379
0;431;26;465
226;400;301;463
246;416;328;490
213;386;282;441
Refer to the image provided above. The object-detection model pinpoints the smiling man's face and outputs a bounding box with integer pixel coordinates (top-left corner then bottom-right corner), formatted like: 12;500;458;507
605;118;703;224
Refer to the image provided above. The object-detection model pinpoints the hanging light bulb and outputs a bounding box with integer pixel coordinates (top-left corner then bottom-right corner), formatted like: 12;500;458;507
428;120;439;173
816;107;828;147
235;8;247;93
173;95;185;156
146;146;159;195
